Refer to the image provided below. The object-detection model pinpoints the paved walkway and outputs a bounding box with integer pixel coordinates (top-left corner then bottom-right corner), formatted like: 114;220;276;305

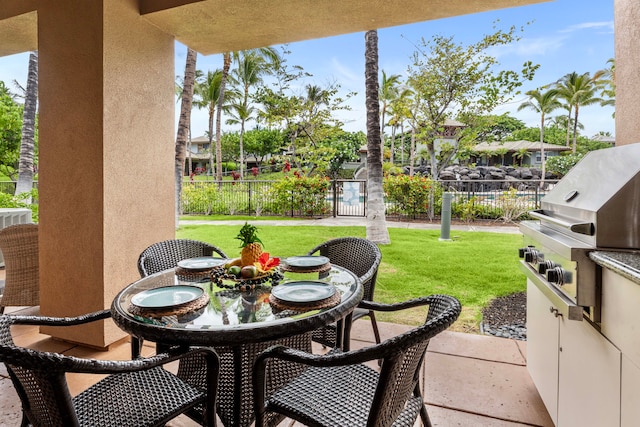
180;217;521;234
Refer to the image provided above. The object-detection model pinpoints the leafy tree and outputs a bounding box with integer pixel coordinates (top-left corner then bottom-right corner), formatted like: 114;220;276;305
517;88;562;185
318;130;364;176
242;128;284;167
459;113;525;142
364;29;390;244
406;25;538;179
254;51;354;175
221;132;240;165
0;81;23;178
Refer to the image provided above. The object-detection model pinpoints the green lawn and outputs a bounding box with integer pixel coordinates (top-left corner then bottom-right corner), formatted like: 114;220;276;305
177;223;525;332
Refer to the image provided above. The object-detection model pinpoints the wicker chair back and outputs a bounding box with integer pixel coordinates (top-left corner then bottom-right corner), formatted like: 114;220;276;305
0;311;218;427
0;223;39;313
137;238;227;277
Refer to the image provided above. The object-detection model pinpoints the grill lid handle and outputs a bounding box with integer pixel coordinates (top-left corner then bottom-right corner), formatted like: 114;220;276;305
529;210;595;236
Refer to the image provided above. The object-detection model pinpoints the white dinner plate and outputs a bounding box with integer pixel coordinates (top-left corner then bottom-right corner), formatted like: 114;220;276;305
271;281;336;304
283;256;330;270
131;285;205;309
177;256;226;270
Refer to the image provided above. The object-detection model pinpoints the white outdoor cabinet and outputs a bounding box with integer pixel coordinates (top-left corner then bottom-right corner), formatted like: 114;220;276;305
600;267;640;427
527;280;621;426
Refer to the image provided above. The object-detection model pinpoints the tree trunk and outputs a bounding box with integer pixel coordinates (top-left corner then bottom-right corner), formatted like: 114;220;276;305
572;105;579;154
364;30;390;244
208;102;215;178
175;48;197;228
216;52;232;182
15;51;38;202
390;125;395;164
540;113;546;188
239;119;245;179
409;126;416;176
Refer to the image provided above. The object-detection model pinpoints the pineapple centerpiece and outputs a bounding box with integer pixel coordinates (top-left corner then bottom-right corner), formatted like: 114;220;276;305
236;222;264;267
217;223;281;286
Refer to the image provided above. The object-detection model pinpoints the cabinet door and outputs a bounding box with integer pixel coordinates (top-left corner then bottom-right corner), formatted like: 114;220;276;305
558;317;621;427
527;280;560;425
621;355;640;427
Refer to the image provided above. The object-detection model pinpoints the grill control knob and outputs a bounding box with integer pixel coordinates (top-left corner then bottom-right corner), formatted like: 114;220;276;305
538;260;556;275
547;266;566;286
525;249;541;263
518;246;535;258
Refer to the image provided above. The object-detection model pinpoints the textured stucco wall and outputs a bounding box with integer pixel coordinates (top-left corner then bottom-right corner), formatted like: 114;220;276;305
615;0;640;146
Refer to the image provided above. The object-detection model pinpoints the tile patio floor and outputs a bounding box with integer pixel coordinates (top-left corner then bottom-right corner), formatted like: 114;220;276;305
0;302;553;427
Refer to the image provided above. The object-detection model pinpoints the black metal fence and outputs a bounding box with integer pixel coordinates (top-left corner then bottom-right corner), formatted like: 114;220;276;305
180;178;557;220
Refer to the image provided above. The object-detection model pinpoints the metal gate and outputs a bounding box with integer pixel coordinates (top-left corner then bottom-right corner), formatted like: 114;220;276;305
332;180;366;217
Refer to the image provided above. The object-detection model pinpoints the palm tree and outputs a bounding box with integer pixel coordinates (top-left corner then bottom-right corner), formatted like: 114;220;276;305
15;51;38;202
194;69;223;174
517;88;561;186
175;48;197;226
379;70;402;137
386;86;412;165
231;49;281;178
226;102;255;178
364;29;390;244
556;72;602;153
594;58;616;111
216;47;280;181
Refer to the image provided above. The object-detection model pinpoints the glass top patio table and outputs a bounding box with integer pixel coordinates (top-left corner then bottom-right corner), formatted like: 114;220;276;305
111;264;362;349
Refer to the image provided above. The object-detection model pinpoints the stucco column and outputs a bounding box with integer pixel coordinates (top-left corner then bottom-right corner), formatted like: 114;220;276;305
37;0;175;347
614;0;640;146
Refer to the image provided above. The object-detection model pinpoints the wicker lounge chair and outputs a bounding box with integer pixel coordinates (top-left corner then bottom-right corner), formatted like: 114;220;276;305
307;237;382;347
0;309;219;427
0;223;39;314
253;294;461;427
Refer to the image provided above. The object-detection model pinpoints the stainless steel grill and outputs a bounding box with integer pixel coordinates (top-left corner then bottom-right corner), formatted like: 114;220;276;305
519;144;640;322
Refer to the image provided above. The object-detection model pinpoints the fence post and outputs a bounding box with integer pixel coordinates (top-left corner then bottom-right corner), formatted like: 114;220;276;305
440;192;453;241
332;179;338;217
248;181;252;215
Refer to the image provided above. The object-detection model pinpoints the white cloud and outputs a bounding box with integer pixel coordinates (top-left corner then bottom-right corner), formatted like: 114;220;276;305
330;57;360;84
488;35;567;59
559;21;614;34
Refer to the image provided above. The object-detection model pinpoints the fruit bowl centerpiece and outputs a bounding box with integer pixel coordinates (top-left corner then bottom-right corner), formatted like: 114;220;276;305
210;222;283;291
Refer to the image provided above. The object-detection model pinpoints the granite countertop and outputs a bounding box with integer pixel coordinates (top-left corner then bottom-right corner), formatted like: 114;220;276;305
590;251;640;285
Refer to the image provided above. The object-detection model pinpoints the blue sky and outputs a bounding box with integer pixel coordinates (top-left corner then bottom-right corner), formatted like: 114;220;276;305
1;0;615;139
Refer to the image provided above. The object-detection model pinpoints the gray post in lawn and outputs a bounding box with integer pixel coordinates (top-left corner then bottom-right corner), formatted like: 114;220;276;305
440;192;452;241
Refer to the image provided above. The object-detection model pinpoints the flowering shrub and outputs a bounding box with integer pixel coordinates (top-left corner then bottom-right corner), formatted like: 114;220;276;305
271;175;331;216
383;174;442;217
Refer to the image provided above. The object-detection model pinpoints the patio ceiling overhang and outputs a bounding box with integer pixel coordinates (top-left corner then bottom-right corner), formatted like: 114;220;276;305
139;0;550;54
0;0;551;57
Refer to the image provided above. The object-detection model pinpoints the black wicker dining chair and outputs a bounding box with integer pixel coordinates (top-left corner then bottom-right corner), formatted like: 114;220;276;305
137;238;228;277
132;239;228;357
0;309;219;427
253;294;462;427
306;237;382;347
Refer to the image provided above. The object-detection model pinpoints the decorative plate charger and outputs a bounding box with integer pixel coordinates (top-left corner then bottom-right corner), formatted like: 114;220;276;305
269;280;340;312
128;285;210;318
280;256;331;273
175;256;227;280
